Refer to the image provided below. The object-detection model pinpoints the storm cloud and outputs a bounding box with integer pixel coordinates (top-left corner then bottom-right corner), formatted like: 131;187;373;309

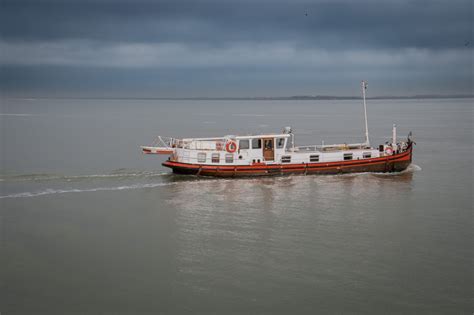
0;0;472;97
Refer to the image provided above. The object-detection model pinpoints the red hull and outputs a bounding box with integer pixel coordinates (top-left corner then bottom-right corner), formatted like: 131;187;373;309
162;145;413;177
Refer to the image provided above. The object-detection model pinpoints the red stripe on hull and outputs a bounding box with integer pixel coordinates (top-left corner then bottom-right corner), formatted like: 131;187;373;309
162;145;413;177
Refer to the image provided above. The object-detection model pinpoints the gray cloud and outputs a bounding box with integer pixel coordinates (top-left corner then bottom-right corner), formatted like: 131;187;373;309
1;40;471;70
0;0;472;97
1;0;471;49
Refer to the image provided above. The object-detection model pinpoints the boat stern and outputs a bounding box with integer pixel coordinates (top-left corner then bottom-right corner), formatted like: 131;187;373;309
141;146;174;155
162;160;200;175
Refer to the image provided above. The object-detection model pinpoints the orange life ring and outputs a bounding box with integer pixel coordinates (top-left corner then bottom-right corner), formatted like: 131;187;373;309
385;147;393;155
226;140;237;153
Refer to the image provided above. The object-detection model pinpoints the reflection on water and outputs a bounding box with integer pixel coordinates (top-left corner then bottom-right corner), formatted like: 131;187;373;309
160;171;416;302
164;170;415;212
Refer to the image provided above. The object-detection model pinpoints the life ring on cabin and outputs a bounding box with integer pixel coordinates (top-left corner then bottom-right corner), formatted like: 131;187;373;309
225;140;238;153
385;147;393;155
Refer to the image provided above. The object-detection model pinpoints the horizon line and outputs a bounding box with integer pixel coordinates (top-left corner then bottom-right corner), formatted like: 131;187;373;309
3;94;474;101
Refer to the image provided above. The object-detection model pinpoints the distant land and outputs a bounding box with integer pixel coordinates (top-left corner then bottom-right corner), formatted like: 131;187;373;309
148;95;474;101
6;94;474;100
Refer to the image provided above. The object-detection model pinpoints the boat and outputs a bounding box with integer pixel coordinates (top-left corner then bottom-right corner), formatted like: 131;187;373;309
141;81;414;177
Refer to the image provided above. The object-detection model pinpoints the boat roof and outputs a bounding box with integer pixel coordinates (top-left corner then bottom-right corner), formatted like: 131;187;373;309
182;133;291;141
236;134;291;140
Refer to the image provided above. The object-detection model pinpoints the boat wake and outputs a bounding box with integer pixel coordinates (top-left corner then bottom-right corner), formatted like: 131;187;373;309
332;163;422;177
0;113;41;117
0;171;169;182
407;164;422;172
0;182;178;199
0;176;228;199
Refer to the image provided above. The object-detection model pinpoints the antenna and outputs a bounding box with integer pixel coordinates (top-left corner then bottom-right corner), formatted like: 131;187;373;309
361;80;370;146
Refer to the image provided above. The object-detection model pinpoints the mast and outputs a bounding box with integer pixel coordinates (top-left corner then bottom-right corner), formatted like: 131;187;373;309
392;124;397;148
361;80;370;146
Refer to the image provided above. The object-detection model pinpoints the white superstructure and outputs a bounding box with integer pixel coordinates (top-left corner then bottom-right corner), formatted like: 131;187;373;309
143;129;391;166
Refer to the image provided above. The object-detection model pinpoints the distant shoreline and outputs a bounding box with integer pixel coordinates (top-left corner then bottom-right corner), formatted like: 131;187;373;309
4;95;473;101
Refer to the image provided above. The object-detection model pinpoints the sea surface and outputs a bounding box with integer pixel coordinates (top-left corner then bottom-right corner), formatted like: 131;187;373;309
1;98;472;314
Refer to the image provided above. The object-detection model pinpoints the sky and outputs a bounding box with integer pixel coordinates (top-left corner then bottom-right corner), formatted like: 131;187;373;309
0;0;472;98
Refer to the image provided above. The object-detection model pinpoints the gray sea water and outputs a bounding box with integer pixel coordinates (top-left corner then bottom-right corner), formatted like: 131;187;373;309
1;98;472;314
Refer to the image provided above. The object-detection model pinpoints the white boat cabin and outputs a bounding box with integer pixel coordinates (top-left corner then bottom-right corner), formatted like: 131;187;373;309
154;128;387;166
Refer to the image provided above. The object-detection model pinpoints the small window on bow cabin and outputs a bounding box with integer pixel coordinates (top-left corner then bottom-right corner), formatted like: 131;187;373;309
225;154;234;163
239;139;250;149
310;155;319;162
363;152;371;159
252;138;262;149
276;138;285;148
211;153;220;163
343;153;353;161
197;152;206;163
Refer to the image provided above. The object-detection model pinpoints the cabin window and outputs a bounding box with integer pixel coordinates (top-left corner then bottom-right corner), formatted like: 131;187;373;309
252;138;262;149
310;155;319;162
211;153;220;163
239;139;250;149
281;155;291;163
197;152;206;163
276;138;285;148
264;139;273;149
363;152;371;159
225;154;234;163
343;153;353;161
